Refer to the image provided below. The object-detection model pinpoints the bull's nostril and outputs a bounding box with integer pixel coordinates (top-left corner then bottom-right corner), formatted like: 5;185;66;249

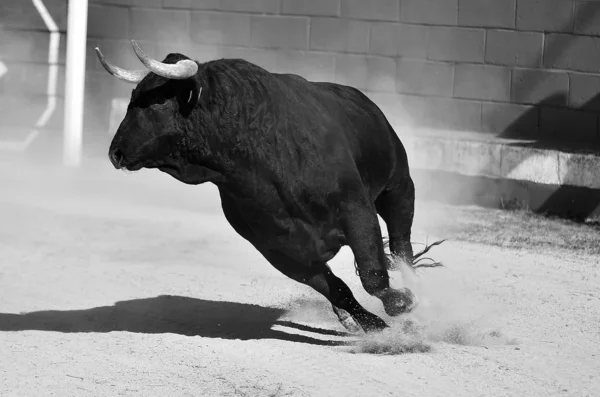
109;149;124;168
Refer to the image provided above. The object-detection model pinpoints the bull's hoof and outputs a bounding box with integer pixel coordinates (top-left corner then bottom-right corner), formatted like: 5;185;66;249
380;288;418;317
339;316;363;334
334;308;363;334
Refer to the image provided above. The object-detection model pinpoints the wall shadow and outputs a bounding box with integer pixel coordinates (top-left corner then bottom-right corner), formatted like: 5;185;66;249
0;295;349;346
490;2;600;220
500;93;600;153
498;94;600;220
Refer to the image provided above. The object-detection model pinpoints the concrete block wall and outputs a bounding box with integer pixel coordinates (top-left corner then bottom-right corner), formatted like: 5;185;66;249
2;0;600;145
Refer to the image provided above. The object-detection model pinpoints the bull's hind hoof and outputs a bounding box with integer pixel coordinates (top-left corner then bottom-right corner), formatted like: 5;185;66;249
380;288;418;317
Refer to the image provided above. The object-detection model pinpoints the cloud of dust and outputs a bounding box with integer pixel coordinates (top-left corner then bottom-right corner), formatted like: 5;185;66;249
273;251;517;357
371;90;500;356
351;259;518;355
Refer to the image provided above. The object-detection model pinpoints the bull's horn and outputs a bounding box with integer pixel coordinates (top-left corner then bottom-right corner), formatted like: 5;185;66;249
131;40;198;80
95;47;148;84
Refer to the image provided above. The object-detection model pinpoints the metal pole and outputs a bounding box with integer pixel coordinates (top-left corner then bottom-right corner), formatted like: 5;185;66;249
63;0;88;167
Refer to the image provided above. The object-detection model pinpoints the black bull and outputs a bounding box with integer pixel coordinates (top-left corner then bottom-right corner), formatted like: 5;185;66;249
96;40;442;333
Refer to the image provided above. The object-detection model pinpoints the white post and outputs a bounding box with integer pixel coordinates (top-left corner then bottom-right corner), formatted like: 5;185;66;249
63;0;89;167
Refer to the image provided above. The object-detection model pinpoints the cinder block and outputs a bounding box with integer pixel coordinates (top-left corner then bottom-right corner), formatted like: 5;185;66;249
401;0;458;25
345;19;372;54
454;64;510;102
516;0;574;32
190;12;251;46
155;42;222;63
87;5;129;39
511;69;569;106
396;59;454;97
558;152;600;189
167;0;278;13
275;51;335;82
540;107;598;141
163;0;220;9
220;47;278;71
500;146;561;185
427;26;484;63
481;102;539;136
0;0;67;31
219;0;280;13
334;54;368;89
397;94;427;126
130;8;190;42
129;0;163;6
458;0;516;28
341;0;400;21
282;0;340;16
366;92;424;127
485;30;543;68
370;23;429;57
309;17;370;53
402;135;448;170
422;97;482;131
544;34;600;73
251;16;309;50
574;1;600;36
449;140;503;178
570;73;600;110
367;57;396;92
91;0;162;6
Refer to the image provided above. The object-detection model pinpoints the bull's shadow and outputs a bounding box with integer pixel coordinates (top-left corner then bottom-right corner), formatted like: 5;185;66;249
0;295;348;346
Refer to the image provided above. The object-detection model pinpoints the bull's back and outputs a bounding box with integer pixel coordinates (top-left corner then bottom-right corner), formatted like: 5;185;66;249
264;71;407;198
308;80;404;195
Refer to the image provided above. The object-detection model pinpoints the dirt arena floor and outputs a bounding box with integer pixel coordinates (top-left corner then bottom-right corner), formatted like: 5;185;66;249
1;156;598;396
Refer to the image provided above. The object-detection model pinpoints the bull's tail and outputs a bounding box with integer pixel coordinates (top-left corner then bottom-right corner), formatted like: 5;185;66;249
382;236;446;270
352;237;446;276
411;239;446;269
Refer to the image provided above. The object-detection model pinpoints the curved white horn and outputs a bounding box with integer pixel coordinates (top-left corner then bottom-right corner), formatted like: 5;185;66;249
95;47;148;84
131;40;198;80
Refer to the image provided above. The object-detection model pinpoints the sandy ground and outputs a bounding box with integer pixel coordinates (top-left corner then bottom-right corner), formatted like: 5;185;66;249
0;157;599;397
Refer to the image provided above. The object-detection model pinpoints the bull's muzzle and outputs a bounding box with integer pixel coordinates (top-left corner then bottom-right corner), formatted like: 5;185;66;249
108;148;125;169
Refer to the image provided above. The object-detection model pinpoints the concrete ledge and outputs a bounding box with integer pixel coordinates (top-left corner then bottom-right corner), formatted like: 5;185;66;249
401;129;600;219
401;130;600;189
412;169;600;220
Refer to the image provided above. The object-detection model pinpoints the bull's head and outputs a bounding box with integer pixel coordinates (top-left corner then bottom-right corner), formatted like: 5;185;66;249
96;40;220;184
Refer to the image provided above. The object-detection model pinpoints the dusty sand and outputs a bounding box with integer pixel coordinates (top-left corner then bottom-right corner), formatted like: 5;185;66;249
0;157;599;397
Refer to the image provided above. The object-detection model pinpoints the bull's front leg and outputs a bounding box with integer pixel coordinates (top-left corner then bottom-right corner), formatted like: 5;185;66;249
265;250;389;333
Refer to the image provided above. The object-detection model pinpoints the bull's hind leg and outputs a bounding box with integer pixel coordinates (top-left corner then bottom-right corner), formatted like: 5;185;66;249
375;177;415;268
342;199;417;317
266;251;388;333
